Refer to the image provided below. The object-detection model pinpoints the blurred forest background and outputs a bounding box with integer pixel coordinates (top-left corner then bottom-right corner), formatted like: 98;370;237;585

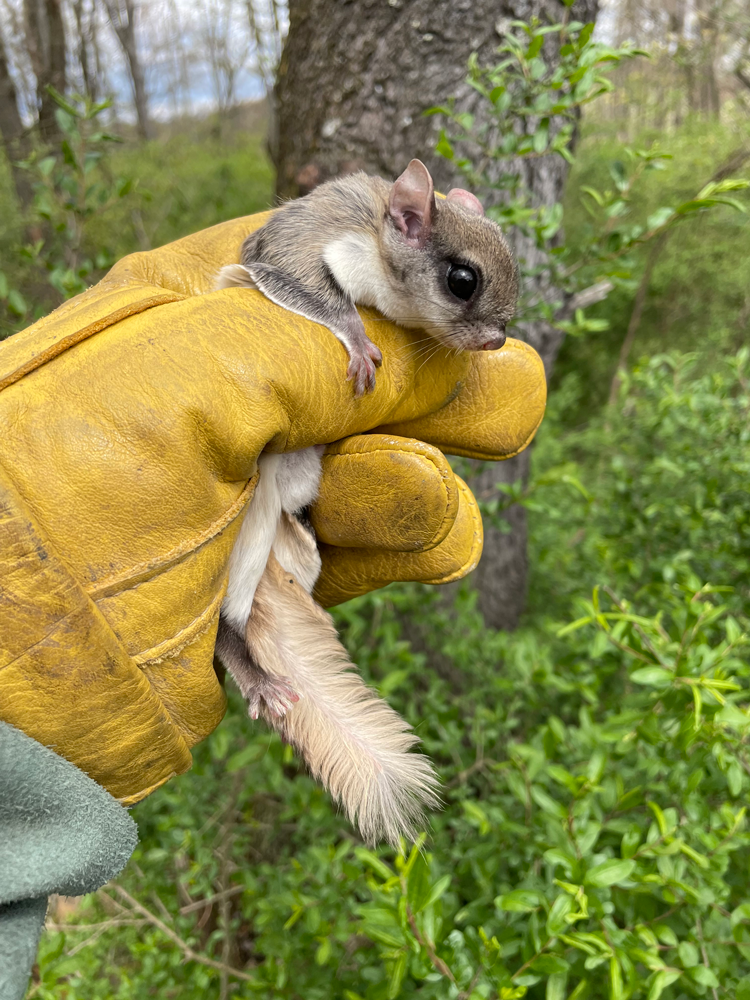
2;0;750;998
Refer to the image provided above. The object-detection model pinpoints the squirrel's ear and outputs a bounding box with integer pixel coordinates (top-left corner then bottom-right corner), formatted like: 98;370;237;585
389;159;435;247
446;188;485;216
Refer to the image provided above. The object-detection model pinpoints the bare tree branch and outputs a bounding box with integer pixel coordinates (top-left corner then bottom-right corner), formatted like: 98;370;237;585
102;884;256;984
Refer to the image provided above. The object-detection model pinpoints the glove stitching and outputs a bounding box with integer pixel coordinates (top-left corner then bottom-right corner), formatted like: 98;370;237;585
132;584;226;666
88;473;258;600
0;293;182;393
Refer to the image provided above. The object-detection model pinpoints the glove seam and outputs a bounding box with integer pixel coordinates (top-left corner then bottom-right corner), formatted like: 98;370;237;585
0;293;183;394
132;584;226;666
88;473;258;600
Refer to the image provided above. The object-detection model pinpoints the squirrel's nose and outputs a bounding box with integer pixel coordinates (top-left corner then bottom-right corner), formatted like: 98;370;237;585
479;325;507;351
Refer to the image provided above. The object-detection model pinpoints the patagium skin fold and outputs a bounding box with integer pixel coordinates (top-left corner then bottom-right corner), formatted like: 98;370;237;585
0;212;546;803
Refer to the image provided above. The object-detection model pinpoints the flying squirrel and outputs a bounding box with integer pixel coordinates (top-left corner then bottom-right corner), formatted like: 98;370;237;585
214;160;519;847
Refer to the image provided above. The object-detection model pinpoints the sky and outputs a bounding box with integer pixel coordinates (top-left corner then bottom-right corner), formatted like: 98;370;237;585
1;0;283;125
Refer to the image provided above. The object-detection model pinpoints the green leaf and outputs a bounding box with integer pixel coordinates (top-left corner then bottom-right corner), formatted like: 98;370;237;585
387;952;408;999
7;290;27;317
547;893;574;935
362;925;404;948
526;34;544;59
378;668;409;696
436;132;454;160
54;108;77;136
534;955;570;974
621;827;641;859
648;802;671;837
545;848;576;874
654;924;678;946
546;971;568;1000
609;956;623;1000
647;970;682;1000
354;848;394;881
38;156;56;177
646;207;676;230
687;966;719;987
496;889;541;912
424;874;451;909
533;118;549;154
46;85;81;117
406;851;431;913
530;785;567;818
630;667;673;687
61;139;79;171
587;750;606;784
584;859;635;888
737;974;750;1000
226;742;264;772
462;799;491;833
315;936;332;965
677;941;699;967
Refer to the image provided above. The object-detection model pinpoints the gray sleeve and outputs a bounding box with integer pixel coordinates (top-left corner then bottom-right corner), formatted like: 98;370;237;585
0;722;138;1000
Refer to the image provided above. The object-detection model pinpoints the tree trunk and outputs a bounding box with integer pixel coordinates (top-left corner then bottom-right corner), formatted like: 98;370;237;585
0;33;34;209
102;0;153;140
71;0;98;100
24;0;67;144
274;0;598;630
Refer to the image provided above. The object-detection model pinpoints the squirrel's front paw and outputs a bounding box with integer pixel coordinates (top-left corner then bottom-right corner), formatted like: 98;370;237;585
347;340;383;396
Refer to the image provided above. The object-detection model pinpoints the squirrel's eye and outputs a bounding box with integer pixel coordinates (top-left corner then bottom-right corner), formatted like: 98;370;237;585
447;264;477;301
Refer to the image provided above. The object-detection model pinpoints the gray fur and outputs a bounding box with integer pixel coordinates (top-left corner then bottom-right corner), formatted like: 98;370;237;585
217;160;518;393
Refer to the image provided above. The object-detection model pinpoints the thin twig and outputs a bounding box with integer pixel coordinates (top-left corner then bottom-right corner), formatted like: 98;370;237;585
180;885;246;915
45;919;146;932
446;757;497;789
150;890;174;925
511;938;551;980
562;279;614;317
608;229;670;406
457;964;485;1000
404;902;456;984
602;586;670;661
67;927;115;958
695;917;719;1000
104;884;255;984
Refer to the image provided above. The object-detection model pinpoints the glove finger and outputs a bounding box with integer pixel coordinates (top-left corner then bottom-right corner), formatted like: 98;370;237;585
311;434;460;552
314;474;482;607
378;338;546;461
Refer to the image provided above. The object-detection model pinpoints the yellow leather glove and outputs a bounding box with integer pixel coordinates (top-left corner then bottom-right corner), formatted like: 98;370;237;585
0;212;545;805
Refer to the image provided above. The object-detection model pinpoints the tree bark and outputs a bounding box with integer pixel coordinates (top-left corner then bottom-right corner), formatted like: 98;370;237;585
274;0;598;630
24;0;67;144
102;0;153;140
71;0;99;100
0;32;34;209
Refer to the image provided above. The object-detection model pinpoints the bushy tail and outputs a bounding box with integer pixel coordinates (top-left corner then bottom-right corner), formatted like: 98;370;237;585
246;554;440;847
